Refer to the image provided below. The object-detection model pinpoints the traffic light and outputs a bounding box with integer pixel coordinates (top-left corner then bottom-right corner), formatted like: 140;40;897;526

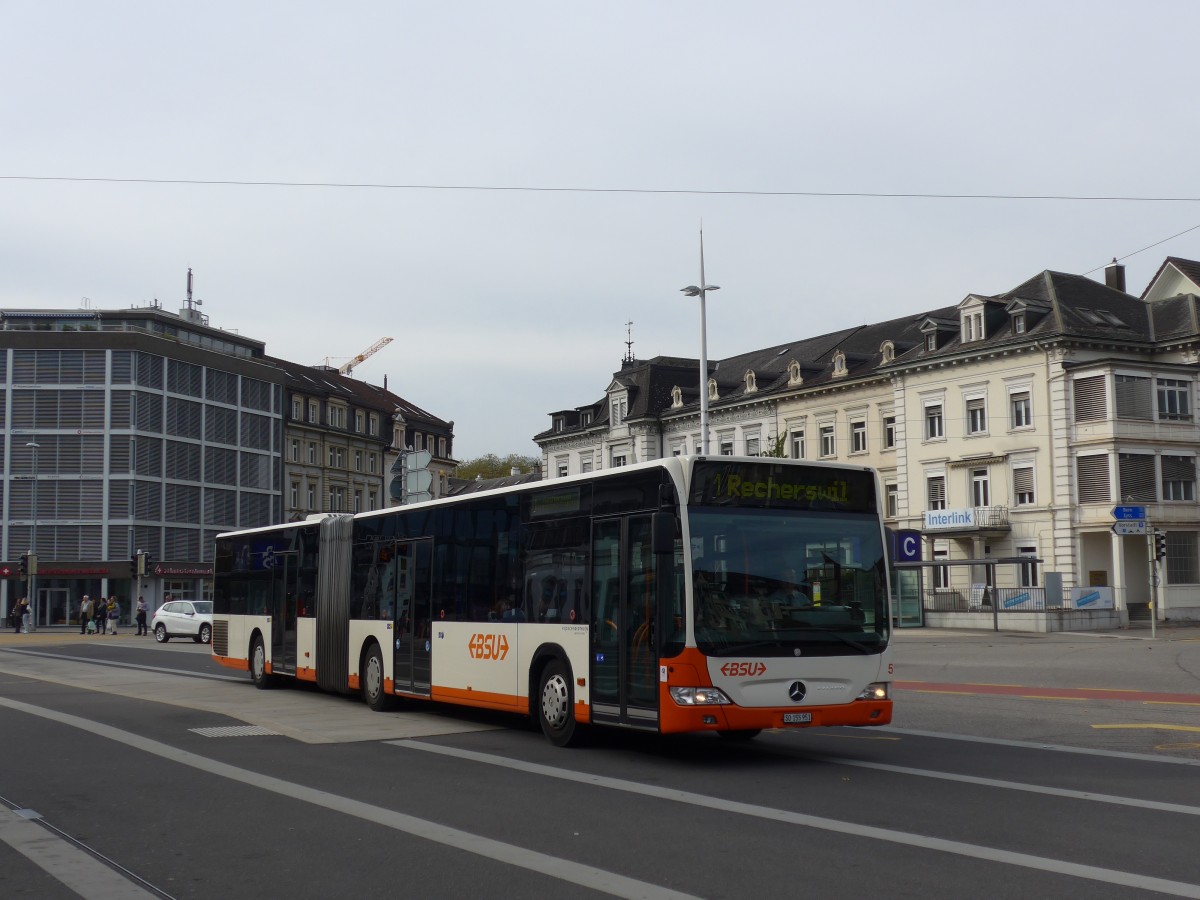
17;554;27;578
1154;531;1168;561
131;550;141;576
142;551;153;575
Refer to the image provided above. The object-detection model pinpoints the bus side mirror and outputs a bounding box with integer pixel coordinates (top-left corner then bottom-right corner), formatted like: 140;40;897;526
652;511;677;555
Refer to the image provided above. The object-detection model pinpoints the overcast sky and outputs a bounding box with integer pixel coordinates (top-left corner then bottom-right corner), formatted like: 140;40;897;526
4;2;1199;459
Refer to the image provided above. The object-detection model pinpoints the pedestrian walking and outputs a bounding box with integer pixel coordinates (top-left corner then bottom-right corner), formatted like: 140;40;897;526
9;598;24;634
135;595;148;635
93;596;107;636
79;595;94;635
107;596;121;635
20;597;31;634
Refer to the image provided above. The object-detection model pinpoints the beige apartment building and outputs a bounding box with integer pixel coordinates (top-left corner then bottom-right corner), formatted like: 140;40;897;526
536;258;1200;625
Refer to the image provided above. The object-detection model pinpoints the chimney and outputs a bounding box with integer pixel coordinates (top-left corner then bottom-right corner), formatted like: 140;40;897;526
1104;258;1126;293
511;466;520;476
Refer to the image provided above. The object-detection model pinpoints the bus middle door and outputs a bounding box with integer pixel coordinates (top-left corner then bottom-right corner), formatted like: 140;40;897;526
391;538;433;696
270;550;300;676
590;515;659;729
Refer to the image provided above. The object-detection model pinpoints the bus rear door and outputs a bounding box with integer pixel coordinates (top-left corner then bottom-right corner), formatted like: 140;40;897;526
269;549;300;676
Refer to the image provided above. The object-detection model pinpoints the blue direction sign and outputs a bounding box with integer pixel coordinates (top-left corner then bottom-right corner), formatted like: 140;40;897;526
1111;506;1147;520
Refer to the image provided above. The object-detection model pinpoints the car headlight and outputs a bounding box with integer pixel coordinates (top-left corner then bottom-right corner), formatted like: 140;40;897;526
669;686;732;706
857;682;890;701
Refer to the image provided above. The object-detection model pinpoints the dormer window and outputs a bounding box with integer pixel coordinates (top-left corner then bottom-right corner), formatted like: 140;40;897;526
925;333;937;352
744;370;757;393
880;341;895;364
961;311;984;342
1013;314;1026;334
581;411;592;425
787;360;802;386
611;396;627;425
554;416;565;432
708;378;719;401
832;350;847;377
671;386;683;408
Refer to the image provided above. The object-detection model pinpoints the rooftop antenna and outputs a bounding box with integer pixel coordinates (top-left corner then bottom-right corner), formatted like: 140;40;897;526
185;268;203;313
623;320;635;364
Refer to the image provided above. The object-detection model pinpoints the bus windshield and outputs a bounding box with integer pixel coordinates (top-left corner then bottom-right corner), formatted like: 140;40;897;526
688;507;889;657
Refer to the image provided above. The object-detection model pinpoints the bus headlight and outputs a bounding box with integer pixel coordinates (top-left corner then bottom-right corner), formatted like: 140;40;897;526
670;686;732;706
857;682;890;701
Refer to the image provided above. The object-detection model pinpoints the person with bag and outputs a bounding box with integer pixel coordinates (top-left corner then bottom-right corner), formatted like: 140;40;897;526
20;598;31;634
135;595;148;636
79;595;93;635
107;596;121;635
9;599;24;634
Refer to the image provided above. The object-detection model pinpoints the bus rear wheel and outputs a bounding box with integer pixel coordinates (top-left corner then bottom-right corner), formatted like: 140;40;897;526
250;636;274;689
362;644;393;711
538;660;583;747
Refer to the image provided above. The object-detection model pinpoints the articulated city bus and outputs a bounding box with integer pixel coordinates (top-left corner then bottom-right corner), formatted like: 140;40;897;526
212;456;893;745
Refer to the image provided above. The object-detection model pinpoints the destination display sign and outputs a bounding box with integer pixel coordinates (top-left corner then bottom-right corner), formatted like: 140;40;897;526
690;461;877;513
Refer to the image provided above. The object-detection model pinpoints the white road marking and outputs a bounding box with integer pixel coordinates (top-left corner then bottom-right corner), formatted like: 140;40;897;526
0;697;698;900
390;740;1200;899
0;806;158;899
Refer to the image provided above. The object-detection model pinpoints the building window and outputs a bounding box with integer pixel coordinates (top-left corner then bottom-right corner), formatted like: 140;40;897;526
414;432;423;451
1157;379;1192;421
292;398;302;419
1018;545;1039;587
556;458;569;478
927;475;946;510
966;397;987;435
925;404;944;440
1166;533;1198;584
819;424;835;458
1010;391;1032;429
850;420;867;454
581;459;593;473
308;401;318;423
290;482;299;509
1118;453;1156;502
885;482;899;518
611;453;626;468
438;438;446;457
1076;454;1111;503
791;429;805;460
355;411;364;433
882;416;896;449
1013;314;1026;334
933;547;949;589
745;436;760;456
307;484;315;509
290;439;299;462
354;490;363;513
1013;466;1036;505
1115;375;1153;420
719;438;734;456
1073;375;1107;422
970;468;990;507
369;414;378;436
1161;455;1196;501
369;453;377;474
355;450;363;472
307;442;317;465
611;396;627;425
925;333;937;352
330;486;345;512
368;490;377;510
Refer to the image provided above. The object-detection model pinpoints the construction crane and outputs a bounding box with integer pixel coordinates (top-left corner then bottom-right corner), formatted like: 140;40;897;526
321;337;394;376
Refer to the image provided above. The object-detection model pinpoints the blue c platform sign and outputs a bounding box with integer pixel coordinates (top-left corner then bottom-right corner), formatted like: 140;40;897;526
893;529;922;564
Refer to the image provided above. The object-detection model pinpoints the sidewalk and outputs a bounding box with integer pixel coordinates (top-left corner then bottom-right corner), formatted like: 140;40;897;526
0;627;152;647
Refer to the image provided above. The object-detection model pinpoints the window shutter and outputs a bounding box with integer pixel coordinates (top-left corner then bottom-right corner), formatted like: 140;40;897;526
1118;453;1157;502
1076;455;1111;503
1073;375;1107;421
1115;375;1153;420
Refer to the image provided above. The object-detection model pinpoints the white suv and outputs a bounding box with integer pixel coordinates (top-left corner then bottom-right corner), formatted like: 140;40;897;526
151;600;214;644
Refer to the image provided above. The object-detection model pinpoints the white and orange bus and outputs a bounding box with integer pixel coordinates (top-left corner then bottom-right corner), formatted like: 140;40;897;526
212;456;893;745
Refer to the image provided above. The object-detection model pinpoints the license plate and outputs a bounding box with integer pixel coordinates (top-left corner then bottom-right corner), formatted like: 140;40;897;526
783;712;812;724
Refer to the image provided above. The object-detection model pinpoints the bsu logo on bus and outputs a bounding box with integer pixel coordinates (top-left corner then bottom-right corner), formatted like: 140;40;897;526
720;661;767;677
468;633;510;660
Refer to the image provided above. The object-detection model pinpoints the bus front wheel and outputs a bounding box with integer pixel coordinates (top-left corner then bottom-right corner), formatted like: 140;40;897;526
538;660;582;747
250;637;273;689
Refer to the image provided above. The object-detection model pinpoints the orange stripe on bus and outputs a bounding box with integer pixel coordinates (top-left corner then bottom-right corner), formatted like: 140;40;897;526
433;685;525;714
212;655;249;672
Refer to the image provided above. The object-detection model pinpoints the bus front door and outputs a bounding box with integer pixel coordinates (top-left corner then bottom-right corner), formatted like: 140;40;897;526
391;539;433;696
590;515;659;729
270;551;300;675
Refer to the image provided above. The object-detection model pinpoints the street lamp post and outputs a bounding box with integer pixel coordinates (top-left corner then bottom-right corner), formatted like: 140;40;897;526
681;229;719;454
26;441;39;632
